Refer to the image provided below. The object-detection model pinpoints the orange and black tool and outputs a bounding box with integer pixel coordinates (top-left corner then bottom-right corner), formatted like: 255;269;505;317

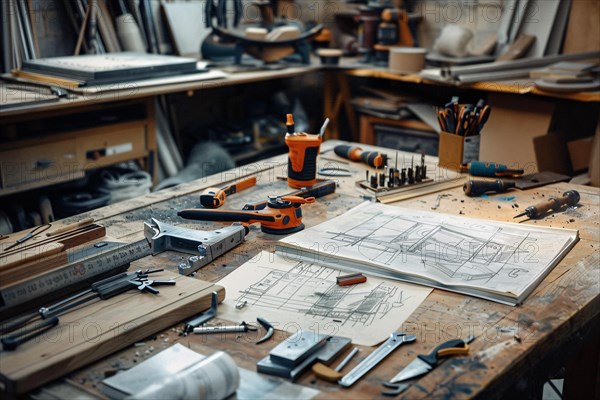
242;180;336;211
285;114;323;189
179;195;315;235
200;176;257;208
333;145;387;168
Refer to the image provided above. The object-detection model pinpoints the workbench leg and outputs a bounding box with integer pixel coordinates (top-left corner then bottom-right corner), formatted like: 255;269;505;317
359;115;375;145
322;70;358;141
337;73;358;141
323;70;339;140
562;319;600;400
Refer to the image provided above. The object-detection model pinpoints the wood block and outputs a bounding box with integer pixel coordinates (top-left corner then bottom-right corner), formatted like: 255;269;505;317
0;272;224;394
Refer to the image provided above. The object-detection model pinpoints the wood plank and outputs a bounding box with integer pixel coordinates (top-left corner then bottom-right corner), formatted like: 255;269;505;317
0;243;65;271
0;271;224;394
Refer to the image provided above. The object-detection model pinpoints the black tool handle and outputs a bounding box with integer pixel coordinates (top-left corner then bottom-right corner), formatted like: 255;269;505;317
463;179;516;196
242;180;336;211
91;272;129;291
1;317;59;351
418;338;465;366
178;209;276;223
334;145;384;168
0;310;39;335
96;278;135;300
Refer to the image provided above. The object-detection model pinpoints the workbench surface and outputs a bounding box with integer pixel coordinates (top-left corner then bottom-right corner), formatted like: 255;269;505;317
15;141;600;399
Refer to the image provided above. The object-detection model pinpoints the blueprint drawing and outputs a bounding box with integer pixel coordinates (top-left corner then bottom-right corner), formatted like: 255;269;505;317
217;251;431;346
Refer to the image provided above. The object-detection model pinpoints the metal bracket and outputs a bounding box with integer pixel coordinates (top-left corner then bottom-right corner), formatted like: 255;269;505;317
143;218;246;275
184;291;218;334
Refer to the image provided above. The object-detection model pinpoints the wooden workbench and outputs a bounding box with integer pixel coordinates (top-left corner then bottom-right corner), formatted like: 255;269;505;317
10;141;600;399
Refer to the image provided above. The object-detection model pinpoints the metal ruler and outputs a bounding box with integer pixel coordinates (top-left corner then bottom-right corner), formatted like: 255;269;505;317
338;331;416;387
0;239;151;310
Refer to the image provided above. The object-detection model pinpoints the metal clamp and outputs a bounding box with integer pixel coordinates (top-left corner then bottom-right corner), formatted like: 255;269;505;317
143;218;247;275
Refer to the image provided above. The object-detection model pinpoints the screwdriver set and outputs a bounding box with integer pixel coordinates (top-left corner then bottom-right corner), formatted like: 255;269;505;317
357;153;433;196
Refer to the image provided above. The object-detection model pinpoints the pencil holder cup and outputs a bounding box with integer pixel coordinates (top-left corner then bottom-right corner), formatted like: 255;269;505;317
438;131;480;171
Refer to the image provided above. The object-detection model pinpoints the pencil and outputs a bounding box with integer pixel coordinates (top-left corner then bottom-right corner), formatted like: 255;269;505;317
46;217;95;237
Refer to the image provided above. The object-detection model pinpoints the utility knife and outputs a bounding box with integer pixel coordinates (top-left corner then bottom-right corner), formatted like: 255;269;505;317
389;336;475;383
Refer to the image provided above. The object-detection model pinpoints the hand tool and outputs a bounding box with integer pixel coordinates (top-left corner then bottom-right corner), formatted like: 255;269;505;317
3;223;51;251
0;239;149;312
388;335;475;383
1;317;59;351
242;180;336;211
193;321;257;334
312;347;360;382
1;269;173;342
463;161;524;177
464;171;570;196
178;195;316;235
338;331;417;387
45;217;94;237
258;335;352;380
199;176;257;208
463;179;516;196
333;145;387;168
256;317;274;344
144;218;247;275
285;114;323;189
184;291;218;333
514;190;580;219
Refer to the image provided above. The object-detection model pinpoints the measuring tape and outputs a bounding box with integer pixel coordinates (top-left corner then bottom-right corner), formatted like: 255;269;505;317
0;239;151;310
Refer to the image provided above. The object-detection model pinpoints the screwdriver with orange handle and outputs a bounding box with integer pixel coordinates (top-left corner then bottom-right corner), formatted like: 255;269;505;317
333;145;387;168
286;114;323;189
200;176;257;208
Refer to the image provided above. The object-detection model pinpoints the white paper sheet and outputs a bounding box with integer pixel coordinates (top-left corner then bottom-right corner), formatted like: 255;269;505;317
217;252;431;346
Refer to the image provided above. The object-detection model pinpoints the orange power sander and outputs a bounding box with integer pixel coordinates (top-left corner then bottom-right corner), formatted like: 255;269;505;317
178;195;315;234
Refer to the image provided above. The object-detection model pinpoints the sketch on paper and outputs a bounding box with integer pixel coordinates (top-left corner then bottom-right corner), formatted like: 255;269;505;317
277;202;578;305
216;252;432;346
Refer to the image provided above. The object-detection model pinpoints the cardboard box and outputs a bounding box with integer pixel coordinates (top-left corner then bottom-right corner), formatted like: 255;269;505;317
438;131;480;171
480;93;554;173
567;136;594;172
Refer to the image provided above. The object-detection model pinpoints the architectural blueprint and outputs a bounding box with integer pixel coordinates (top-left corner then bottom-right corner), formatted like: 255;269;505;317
217;252;431;346
277;202;578;305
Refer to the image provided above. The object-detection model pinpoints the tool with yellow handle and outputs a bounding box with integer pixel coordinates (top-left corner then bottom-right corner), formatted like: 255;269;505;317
178;195;315;234
388;336;475;383
200;176;257;208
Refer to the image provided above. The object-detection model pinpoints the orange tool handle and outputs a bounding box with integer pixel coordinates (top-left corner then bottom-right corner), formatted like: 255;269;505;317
200;176;257;208
419;339;468;366
223;176;257;195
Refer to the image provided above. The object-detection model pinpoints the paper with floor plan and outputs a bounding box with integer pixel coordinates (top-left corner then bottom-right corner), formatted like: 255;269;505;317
276;202;579;305
217;251;431;346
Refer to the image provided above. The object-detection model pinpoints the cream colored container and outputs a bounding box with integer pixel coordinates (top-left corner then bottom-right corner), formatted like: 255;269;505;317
389;47;426;74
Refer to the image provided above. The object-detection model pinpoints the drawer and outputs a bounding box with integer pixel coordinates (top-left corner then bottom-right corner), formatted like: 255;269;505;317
77;122;147;169
0;139;82;188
